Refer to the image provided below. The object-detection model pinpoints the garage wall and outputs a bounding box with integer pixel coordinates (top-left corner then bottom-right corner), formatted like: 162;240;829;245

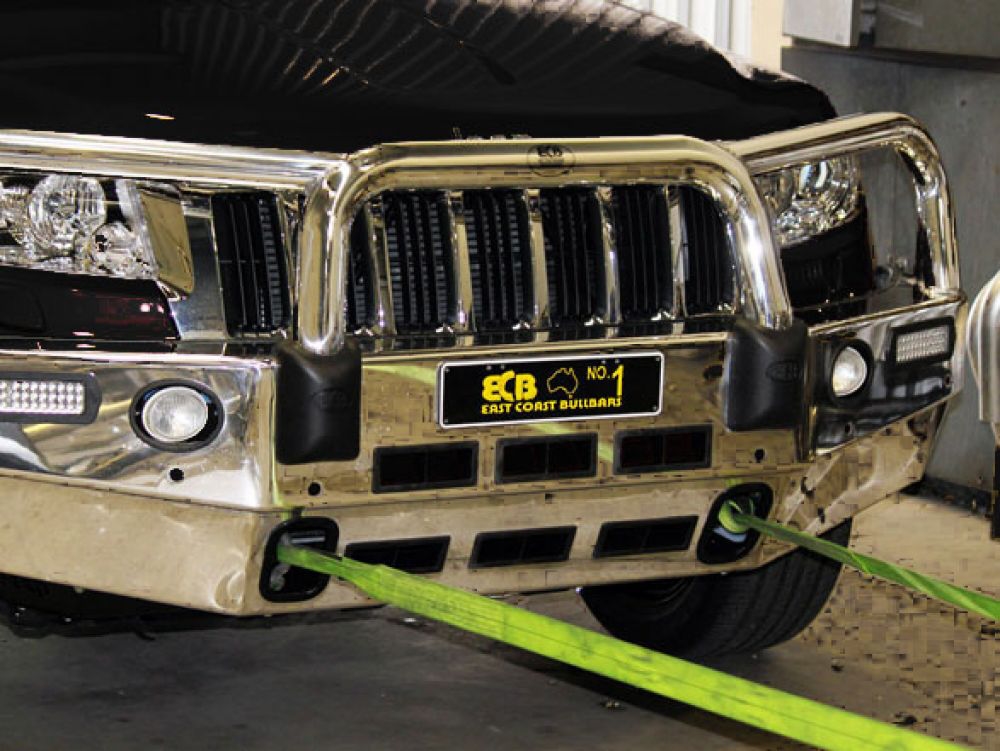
783;44;1000;492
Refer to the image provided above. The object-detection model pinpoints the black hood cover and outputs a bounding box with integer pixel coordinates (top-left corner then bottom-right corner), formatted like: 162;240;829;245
0;0;834;151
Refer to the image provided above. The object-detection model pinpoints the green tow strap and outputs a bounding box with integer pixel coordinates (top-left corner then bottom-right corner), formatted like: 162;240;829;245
720;503;1000;622
277;543;966;751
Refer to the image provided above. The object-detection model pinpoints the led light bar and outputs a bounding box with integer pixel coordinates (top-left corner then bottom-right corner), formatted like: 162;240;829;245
0;374;99;423
889;319;955;367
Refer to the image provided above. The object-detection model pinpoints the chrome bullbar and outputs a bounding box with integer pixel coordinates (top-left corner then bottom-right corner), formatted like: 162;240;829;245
298;112;960;356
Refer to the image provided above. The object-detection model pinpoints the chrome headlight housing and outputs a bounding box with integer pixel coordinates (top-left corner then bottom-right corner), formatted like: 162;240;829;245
0;173;159;280
755;156;861;247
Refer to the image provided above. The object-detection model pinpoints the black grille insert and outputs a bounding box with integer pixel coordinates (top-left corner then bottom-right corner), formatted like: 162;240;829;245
616;426;712;474
540;188;604;328
345;537;450;574
212;192;290;335
470;527;576;569
463;190;533;331
373;443;478;493
612;186;672;321
679;187;733;315
594;516;698;558
497;435;596;483
383;191;454;334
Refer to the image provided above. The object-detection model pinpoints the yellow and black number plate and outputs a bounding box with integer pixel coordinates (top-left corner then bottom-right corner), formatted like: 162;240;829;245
438;352;664;428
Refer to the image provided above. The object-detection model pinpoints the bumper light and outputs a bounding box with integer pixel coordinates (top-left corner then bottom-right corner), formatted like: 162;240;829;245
891;320;954;366
133;383;222;451
831;345;868;398
0;378;85;415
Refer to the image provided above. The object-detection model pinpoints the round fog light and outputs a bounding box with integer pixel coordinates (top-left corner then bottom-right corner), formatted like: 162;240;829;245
831;345;868;398
138;385;213;447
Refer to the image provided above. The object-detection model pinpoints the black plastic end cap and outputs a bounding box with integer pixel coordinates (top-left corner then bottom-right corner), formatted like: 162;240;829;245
723;318;808;432
275;340;362;464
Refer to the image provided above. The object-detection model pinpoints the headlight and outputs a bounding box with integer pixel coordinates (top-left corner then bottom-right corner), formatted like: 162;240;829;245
756;157;860;247
0;173;157;279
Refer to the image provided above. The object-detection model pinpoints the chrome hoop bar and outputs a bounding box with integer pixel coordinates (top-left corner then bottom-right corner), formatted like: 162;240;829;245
297;136;790;356
726;112;961;297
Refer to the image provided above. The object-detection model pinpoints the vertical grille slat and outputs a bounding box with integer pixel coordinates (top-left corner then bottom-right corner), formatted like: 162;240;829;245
611;186;672;322
383;191;454;335
463;189;532;331
540;188;604;331
679;186;733;315
212;192;290;336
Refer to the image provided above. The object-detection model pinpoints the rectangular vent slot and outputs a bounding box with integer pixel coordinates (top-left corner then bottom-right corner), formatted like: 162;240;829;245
463;190;533;331
373;443;478;493
678;187;734;315
211;192;290;335
383;191;454;334
346;210;374;332
470;527;576;569
345;537;450;574
594;516;698;558
616;426;711;474
540;188;604;329
497;435;597;483
612;186;672;321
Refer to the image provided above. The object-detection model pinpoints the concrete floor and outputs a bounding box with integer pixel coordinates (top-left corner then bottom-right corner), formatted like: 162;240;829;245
0;494;996;750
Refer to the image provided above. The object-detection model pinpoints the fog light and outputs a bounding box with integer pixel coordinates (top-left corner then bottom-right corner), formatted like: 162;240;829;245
891;319;954;366
133;383;222;450
831;345;868;398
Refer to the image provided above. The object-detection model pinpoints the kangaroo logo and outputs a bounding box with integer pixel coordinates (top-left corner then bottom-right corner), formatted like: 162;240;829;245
546;367;579;398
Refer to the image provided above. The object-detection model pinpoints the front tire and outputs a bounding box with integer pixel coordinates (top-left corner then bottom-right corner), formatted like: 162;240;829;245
580;519;851;660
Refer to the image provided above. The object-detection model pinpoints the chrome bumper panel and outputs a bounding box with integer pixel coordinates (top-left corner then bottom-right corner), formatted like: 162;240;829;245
0;410;936;616
0;113;965;612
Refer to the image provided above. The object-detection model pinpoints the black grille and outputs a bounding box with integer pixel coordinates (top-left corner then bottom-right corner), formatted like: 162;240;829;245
341;185;737;342
383;191;454;334
540;188;605;327
612;186;672;320
463;190;533;330
211;193;290;335
679;186;734;315
780;209;875;310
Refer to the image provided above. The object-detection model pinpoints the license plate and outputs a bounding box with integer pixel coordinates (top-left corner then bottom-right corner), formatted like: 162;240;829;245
438;352;664;428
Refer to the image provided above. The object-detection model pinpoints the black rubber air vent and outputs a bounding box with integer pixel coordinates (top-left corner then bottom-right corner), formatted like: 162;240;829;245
211;192;290;335
373;443;478;493
539;188;604;335
615;426;712;474
678;187;734;315
611;186;672;322
780;208;875;310
345;537;450;574
470;527;576;569
497;435;596;483
463;190;533;332
594;516;698;558
383;191;454;335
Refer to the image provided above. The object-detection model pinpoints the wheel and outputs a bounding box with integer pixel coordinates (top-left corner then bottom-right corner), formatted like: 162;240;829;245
580;519;852;660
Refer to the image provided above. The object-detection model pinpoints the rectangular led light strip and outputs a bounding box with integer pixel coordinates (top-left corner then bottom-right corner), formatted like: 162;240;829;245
890;318;954;367
0;379;86;415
